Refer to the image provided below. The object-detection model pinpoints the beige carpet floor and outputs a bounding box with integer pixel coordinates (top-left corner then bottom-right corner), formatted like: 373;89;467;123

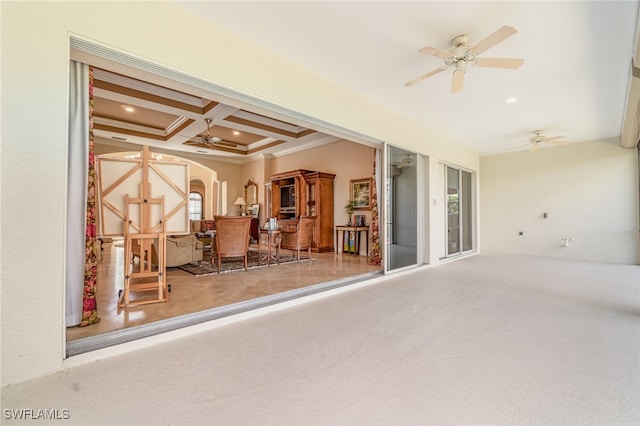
2;253;639;425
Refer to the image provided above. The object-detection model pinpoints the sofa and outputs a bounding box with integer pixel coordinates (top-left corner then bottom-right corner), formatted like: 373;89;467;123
165;235;203;267
190;219;216;246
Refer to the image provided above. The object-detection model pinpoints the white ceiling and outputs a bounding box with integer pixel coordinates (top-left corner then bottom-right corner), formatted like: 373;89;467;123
176;1;640;156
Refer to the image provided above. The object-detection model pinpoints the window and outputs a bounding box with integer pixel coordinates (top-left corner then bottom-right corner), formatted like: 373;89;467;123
189;192;203;220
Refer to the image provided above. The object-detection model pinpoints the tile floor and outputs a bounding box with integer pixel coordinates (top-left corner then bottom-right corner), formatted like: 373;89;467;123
66;240;381;341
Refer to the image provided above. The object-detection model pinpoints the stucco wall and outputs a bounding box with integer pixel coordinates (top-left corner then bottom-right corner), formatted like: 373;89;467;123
480;139;639;264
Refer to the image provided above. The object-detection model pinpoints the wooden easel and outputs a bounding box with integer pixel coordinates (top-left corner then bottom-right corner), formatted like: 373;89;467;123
118;147;170;309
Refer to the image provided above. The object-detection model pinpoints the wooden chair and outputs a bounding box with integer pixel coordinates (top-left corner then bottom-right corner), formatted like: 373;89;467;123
280;216;316;262
211;215;252;273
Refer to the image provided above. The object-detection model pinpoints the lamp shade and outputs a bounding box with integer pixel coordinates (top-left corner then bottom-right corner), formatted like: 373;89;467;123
233;197;246;206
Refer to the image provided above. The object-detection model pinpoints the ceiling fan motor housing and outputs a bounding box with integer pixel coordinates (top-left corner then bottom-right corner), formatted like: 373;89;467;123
452;34;469;48
448;35;476;68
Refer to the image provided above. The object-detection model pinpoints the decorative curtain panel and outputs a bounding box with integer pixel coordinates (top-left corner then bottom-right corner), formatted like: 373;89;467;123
368;149;381;266
66;61;99;327
82;66;99;327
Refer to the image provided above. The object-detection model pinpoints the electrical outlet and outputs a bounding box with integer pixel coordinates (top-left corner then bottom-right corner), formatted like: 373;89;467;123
518;231;524;236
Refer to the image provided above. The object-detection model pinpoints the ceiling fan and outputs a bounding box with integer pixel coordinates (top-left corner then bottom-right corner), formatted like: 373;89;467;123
405;25;524;93
184;118;237;148
526;130;572;151
509;130;573;152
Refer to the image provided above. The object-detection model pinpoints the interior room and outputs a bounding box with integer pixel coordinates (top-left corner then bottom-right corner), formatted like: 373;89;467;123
2;2;639;424
60;61;391;349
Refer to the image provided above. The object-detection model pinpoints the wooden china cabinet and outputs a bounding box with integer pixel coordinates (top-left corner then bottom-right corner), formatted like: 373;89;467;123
270;169;336;252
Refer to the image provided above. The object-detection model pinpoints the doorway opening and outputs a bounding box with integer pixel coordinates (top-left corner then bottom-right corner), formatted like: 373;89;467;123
66;37;384;355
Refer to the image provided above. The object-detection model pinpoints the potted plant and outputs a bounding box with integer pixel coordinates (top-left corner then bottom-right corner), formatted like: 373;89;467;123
344;200;356;225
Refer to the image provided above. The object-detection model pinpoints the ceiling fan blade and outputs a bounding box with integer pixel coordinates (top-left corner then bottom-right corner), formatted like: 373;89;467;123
470;26;517;56
184;135;237;147
451;69;464;93
475;57;524;69
186;137;205;144
542;135;565;143
418;46;454;59
405;66;448;87
217;140;238;148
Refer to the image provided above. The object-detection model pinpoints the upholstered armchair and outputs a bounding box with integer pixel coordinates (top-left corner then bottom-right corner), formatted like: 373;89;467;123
280;216;316;261
211;215;252;273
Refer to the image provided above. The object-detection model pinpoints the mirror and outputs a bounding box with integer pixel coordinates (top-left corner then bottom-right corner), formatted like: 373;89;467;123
244;179;258;207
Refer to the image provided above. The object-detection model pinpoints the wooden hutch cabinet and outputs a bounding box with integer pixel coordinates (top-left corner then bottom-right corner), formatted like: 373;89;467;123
270;169;336;252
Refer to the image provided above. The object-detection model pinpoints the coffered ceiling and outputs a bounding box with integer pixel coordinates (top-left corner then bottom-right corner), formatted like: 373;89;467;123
92;68;339;160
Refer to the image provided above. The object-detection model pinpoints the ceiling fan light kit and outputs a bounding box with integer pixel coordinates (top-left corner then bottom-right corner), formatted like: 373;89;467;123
185;118;237;149
406;25;524;93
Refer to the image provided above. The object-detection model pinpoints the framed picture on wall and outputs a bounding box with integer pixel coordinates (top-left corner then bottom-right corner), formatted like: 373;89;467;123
350;178;372;210
250;203;260;218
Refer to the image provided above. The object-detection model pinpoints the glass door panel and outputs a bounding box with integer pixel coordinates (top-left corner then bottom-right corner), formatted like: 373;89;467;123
307;182;316;216
446;167;460;256
445;166;473;257
461;170;472;252
386;145;418;271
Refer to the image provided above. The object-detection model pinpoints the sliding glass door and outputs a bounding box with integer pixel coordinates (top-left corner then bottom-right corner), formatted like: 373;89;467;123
461;169;472;252
446;167;461;256
385;145;418;271
445;165;473;257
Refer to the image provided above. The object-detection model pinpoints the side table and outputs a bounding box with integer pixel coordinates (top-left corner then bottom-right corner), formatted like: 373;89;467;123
258;228;282;267
335;225;369;257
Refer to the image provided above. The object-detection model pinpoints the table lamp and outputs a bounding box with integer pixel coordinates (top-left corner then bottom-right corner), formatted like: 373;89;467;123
234;197;246;216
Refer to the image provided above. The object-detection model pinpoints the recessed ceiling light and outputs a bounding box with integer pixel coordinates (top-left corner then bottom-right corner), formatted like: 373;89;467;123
232;130;240;136
506;97;518;104
123;105;135;112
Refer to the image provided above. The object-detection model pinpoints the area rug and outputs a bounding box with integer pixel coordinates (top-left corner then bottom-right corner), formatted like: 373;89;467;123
175;250;310;276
